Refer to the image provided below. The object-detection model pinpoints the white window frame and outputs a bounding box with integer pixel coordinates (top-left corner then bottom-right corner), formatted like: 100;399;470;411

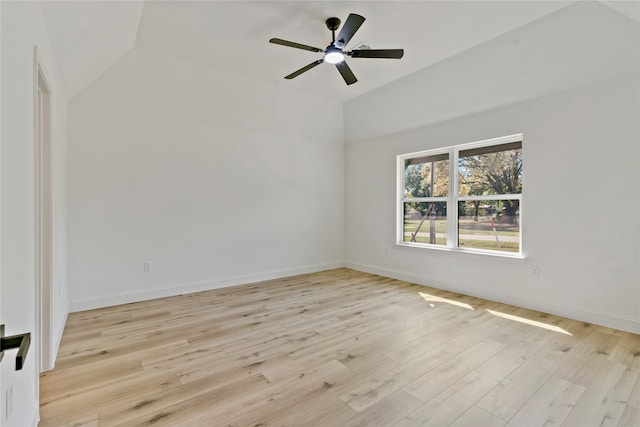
397;134;523;258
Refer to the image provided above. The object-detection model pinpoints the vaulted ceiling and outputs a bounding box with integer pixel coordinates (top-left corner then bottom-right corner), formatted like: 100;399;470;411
40;1;639;102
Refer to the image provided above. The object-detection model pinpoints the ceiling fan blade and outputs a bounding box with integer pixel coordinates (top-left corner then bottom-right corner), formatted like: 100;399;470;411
349;49;404;59
336;61;357;85
284;59;324;80
334;13;365;49
269;38;323;53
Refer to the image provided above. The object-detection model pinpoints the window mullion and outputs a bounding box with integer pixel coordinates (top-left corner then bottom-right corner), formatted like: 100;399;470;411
450;148;459;249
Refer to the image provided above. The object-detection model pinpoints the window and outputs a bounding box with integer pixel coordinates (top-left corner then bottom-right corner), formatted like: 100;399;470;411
398;134;522;256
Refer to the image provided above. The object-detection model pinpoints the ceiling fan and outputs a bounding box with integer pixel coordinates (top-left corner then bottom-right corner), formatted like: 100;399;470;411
269;13;404;85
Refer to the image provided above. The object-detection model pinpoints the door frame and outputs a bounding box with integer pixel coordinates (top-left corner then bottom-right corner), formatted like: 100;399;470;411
34;46;53;373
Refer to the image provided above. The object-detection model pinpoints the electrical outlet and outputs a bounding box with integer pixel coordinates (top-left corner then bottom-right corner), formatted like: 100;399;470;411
532;265;541;276
143;262;152;272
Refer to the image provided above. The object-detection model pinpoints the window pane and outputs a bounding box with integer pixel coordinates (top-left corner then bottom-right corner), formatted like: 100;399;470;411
404;202;447;245
458;200;520;253
404;154;449;198
458;142;522;196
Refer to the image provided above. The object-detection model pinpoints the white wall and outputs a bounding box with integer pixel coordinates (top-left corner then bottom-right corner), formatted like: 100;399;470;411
0;2;69;426
68;47;344;310
344;2;640;333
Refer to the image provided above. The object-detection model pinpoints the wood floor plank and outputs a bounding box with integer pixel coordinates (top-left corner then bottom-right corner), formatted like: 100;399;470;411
552;329;622;387
445;314;508;349
39;413;99;427
449;405;506;427
617;404;640;427
39;268;640;426
628;372;640;409
476;344;569;420
40;358;143;404
344;389;424;427
560;361;638;427
475;327;553;381
505;375;584;427
40;371;179;420
258;352;335;384
176;350;290;385
207;359;354;427
105;373;272;426
340;342;460;412
384;320;477;364
608;332;640;369
403;339;506;402
396;371;499;427
181;360;351;426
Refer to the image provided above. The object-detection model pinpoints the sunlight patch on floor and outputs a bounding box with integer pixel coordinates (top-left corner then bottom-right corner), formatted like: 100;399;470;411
486;309;572;335
419;292;474;310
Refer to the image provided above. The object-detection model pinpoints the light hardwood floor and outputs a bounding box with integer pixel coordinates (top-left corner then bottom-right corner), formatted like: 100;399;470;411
40;268;640;426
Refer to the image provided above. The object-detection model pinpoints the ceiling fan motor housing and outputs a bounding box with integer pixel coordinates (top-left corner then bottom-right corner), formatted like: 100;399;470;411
325;17;341;31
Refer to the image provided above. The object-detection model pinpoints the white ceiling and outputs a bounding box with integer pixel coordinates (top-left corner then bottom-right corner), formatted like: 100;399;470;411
40;0;639;102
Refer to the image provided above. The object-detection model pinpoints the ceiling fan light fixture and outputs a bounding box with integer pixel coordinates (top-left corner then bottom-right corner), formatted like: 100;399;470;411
324;46;344;64
269;13;404;85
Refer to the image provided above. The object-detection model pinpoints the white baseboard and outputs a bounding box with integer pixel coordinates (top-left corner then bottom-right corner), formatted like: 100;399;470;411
69;261;345;312
68;260;639;334
345;261;640;335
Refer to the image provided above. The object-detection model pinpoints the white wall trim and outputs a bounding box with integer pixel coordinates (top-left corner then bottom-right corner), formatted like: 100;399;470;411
49;309;67;370
70;260;639;334
69;262;345;312
33;44;55;373
344;261;640;334
27;400;39;427
70;260;640;334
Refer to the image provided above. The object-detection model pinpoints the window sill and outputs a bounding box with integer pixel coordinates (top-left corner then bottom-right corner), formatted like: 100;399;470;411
396;241;525;259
